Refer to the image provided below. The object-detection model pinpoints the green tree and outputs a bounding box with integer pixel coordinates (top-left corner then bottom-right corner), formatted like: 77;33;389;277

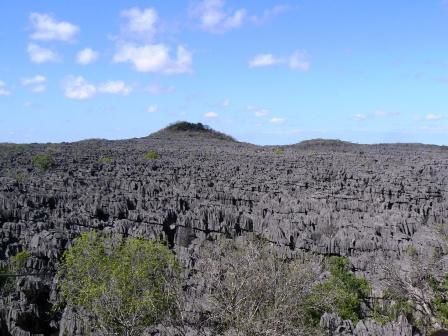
32;153;54;171
273;147;285;155
57;232;181;336
305;256;370;325
144;150;160;160
98;156;112;164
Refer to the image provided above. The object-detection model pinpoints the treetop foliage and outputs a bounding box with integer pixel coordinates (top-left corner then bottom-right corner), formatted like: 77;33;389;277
32;153;54;171
57;232;180;336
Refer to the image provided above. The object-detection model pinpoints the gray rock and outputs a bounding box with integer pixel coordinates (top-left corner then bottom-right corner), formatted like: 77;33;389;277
1;125;448;335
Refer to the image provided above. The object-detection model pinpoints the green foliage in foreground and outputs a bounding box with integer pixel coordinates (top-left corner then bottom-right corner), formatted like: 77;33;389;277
32;153;54;171
305;256;370;325
370;293;412;325
431;276;448;327
144;150;160;160
57;232;180;336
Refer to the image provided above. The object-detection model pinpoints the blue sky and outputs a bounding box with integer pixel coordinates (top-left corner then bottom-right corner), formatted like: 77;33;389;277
1;0;448;145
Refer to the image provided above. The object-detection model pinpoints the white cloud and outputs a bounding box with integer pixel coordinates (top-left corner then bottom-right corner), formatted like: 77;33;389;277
270;117;285;124
190;0;246;33
247;105;269;117
353;113;368;121
373;110;399;118
425;113;443;121
373;110;387;117
289;51;310;71
255;109;269;117
146;83;175;95
121;7;158;38
29;13;79;42
24;101;43;109
353;110;399;121
32;85;46;93
63;77;134;99
147;104;158;113
63;76;96;100
21;75;46;86
0;81;11;96
98;81;132;95
249;54;281;68
21;75;47;93
250;5;289;25
204;111;218;118
76;48;99;65
221;98;230;107
113;43;192;74
249;51;310;71
27;43;59;63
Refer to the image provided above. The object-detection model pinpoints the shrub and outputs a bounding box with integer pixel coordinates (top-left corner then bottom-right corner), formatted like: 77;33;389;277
304;256;370;325
144;150;160;160
32;153;53;171
10;250;30;271
57;232;181;335
194;237;322;335
273;147;285;155
98;156;112;164
430;276;448;327
370;291;413;325
0;250;31;295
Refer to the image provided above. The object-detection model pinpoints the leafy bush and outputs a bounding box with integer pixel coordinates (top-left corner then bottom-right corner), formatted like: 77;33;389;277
32;153;53;171
10;250;30;271
273;147;285;155
57;232;181;335
430;276;448;327
98;156;112;164
0;250;30;294
144;150;160;160
304;256;370;325
370;291;412;325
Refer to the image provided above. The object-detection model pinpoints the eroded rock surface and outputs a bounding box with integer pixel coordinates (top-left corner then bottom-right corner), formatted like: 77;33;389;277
1;125;448;335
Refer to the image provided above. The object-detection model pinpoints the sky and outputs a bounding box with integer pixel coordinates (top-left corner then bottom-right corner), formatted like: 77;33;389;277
1;0;448;145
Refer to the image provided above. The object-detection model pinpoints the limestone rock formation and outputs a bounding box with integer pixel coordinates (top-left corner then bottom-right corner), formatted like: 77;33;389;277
1;122;448;335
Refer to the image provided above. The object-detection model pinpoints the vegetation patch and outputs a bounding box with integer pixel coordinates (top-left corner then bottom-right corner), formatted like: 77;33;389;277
304;256;370;325
57;232;180;335
32;153;54;171
98;156;112;164
163;121;236;141
144;150;160;160
273;147;285;155
0;250;30;295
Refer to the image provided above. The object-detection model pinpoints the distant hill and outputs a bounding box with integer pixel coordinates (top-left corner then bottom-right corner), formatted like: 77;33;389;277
150;121;236;142
293;139;358;149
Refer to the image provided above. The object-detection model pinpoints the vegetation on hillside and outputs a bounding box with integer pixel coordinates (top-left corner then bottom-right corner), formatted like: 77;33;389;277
144;149;160;160
163;121;236;141
32;153;54;171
